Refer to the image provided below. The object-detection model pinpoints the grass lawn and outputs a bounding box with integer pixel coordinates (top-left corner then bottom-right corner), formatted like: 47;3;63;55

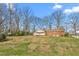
0;36;79;56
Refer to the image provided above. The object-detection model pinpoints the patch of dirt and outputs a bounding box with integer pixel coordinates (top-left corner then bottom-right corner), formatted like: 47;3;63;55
7;36;32;43
28;37;51;53
31;38;40;43
38;44;51;53
28;43;38;52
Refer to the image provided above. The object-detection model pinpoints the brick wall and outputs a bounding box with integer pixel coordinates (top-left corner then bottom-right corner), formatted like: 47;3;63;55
46;29;65;36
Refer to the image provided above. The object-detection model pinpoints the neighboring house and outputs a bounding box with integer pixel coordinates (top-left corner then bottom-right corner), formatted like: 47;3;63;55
46;28;65;37
71;31;79;38
33;29;46;36
69;30;79;36
33;28;65;36
76;31;79;35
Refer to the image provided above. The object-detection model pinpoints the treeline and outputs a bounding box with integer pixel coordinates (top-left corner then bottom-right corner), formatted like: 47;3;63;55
0;4;79;36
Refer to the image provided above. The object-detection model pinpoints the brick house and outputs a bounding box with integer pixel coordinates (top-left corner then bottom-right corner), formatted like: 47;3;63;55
46;28;65;37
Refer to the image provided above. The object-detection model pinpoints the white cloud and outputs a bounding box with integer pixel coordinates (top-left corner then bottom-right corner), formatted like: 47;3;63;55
64;9;72;14
53;4;62;9
64;6;79;14
72;6;79;12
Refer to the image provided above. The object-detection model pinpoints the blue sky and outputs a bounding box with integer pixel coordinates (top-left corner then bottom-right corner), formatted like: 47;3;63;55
13;3;79;18
5;3;79;31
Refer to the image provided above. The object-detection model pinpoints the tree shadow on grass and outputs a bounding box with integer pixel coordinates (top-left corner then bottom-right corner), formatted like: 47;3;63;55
0;38;13;42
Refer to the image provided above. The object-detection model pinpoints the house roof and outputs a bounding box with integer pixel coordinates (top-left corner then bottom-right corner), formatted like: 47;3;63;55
35;29;45;32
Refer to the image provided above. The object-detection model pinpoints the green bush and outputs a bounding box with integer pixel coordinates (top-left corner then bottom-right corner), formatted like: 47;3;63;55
28;32;33;35
0;33;6;42
7;31;33;36
64;33;70;37
7;32;13;36
25;32;33;35
15;31;25;36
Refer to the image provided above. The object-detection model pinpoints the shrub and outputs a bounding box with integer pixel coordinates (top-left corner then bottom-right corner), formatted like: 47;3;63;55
0;33;6;42
29;32;33;35
25;32;33;35
7;32;13;36
64;33;70;37
15;31;25;36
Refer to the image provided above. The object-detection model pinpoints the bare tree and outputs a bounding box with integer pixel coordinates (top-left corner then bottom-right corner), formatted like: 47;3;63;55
23;7;32;33
0;4;5;32
30;16;36;32
30;16;42;32
15;15;20;32
43;15;53;30
7;3;15;33
14;8;21;32
52;10;63;29
70;13;79;35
